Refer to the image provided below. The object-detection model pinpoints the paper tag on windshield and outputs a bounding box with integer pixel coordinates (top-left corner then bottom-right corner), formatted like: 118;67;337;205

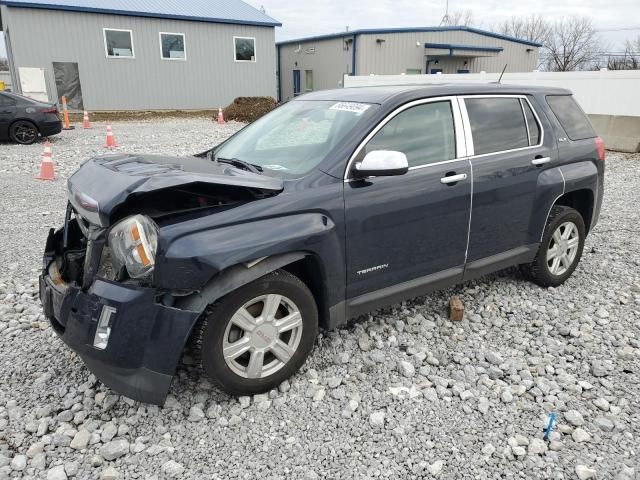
330;102;371;115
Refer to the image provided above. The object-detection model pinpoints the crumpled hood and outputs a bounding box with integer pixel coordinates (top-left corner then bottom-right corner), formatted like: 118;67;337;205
67;154;284;226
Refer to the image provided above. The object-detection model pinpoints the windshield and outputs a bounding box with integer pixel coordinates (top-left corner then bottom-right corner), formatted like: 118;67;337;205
214;100;378;178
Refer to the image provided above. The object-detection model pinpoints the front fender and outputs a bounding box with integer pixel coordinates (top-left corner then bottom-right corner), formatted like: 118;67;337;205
155;213;341;290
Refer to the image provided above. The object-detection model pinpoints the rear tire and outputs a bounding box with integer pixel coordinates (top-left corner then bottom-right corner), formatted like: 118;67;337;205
10;120;39;145
521;205;585;287
193;270;318;396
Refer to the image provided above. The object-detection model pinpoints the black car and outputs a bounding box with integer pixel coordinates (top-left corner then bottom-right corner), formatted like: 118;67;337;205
0;91;62;144
39;84;604;405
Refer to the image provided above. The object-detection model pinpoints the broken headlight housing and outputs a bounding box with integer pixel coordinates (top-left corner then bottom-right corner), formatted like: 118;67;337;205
108;215;159;279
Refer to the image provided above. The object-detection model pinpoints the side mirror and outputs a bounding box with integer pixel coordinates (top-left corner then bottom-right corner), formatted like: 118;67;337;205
353;150;409;178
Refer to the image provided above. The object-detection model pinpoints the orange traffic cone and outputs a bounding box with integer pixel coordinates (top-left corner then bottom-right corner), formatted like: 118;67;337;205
217;107;225;124
82;110;92;129
61;96;74;130
104;124;117;148
41;139;52;157
36;140;55;180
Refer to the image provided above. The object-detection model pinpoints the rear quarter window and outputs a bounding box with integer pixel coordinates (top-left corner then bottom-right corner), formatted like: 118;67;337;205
546;95;596;141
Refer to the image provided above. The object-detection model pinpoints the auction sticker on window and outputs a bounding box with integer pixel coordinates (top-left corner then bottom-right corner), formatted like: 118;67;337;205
330;102;371;115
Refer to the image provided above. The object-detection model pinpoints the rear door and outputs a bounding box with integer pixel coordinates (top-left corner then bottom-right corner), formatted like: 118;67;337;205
0;93;17;139
461;95;558;273
344;97;471;303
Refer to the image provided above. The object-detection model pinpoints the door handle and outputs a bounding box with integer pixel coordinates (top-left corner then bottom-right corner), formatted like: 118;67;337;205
532;157;551;166
440;173;468;185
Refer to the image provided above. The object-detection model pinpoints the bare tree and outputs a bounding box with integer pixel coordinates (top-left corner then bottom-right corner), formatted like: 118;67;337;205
443;9;478;27
544;17;603;71
600;36;640;70
0;58;8;71
494;14;552;45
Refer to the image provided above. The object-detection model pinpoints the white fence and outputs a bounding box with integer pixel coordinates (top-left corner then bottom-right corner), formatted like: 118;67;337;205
344;70;640;118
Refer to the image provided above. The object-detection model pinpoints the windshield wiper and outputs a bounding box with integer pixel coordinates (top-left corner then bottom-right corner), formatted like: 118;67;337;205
216;157;263;175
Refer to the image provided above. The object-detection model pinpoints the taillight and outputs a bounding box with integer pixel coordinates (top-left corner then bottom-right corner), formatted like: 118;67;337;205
41;107;58;114
595;137;605;161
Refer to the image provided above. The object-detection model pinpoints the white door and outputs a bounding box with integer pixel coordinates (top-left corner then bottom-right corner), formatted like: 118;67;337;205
19;67;48;102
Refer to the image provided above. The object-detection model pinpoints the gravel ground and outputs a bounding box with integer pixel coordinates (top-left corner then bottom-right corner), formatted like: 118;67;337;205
0;120;638;480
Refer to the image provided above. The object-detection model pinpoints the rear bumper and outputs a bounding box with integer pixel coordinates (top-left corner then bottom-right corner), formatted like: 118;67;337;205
39;269;199;405
39;120;62;137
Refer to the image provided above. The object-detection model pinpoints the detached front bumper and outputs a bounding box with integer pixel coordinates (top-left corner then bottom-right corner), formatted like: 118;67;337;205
39;256;199;406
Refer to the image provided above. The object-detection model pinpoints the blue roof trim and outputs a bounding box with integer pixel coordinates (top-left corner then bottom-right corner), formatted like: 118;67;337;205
277;26;542;48
0;0;282;27
425;43;504;52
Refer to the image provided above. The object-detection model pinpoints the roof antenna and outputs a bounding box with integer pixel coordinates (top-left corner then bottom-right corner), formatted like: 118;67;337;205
439;0;450;26
497;64;508;84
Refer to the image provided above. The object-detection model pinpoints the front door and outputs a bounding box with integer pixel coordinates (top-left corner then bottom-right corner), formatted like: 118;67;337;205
344;98;472;302
293;70;301;96
461;95;558;264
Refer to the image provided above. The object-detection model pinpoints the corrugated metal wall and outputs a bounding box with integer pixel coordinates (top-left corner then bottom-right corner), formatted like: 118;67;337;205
356;30;538;75
278;36;352;101
4;6;277;110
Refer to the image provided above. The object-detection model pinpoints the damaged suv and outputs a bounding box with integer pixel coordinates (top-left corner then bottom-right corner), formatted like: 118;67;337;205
40;85;604;405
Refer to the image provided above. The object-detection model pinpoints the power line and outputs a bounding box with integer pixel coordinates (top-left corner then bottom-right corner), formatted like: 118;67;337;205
596;26;640;32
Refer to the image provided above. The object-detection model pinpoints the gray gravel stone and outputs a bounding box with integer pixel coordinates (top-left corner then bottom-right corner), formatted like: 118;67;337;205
46;465;68;480
0;125;637;480
593;417;615;432
369;411;385;427
564;409;584;426
100;466;119;480
572;428;592;443
10;455;26;471
161;460;185;478
575;465;597;480
398;360;415;377
527;438;547;455
99;439;130;461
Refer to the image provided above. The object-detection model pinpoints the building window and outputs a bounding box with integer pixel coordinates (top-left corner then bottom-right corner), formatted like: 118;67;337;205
104;29;134;58
234;37;256;62
159;32;186;60
305;70;313;92
406;69;422;75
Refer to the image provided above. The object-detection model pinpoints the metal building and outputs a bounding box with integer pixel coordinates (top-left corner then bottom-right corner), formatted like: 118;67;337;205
0;0;281;110
277;27;542;101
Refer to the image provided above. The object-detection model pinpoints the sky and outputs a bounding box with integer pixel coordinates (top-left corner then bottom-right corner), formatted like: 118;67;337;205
1;0;639;59
260;0;640;49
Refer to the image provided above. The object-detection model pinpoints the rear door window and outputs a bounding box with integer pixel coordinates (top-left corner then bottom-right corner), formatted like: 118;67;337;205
465;97;529;155
546;95;595;140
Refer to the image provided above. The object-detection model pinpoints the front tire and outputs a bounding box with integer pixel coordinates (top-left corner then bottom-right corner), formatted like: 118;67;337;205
193;270;318;396
522;205;585;287
10;120;39;145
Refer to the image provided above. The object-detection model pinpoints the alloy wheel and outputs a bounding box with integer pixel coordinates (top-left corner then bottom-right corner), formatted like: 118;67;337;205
13;122;38;144
546;221;580;276
222;294;303;379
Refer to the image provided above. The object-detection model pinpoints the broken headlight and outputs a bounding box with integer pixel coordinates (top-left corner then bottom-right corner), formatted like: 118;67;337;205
108;215;159;279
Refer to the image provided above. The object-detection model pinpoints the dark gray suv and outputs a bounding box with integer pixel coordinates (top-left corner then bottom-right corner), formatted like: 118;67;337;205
39;84;604;404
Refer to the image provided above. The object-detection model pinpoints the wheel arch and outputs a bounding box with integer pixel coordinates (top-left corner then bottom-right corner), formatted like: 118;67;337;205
553;188;595;233
9;117;40;132
174;251;328;362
